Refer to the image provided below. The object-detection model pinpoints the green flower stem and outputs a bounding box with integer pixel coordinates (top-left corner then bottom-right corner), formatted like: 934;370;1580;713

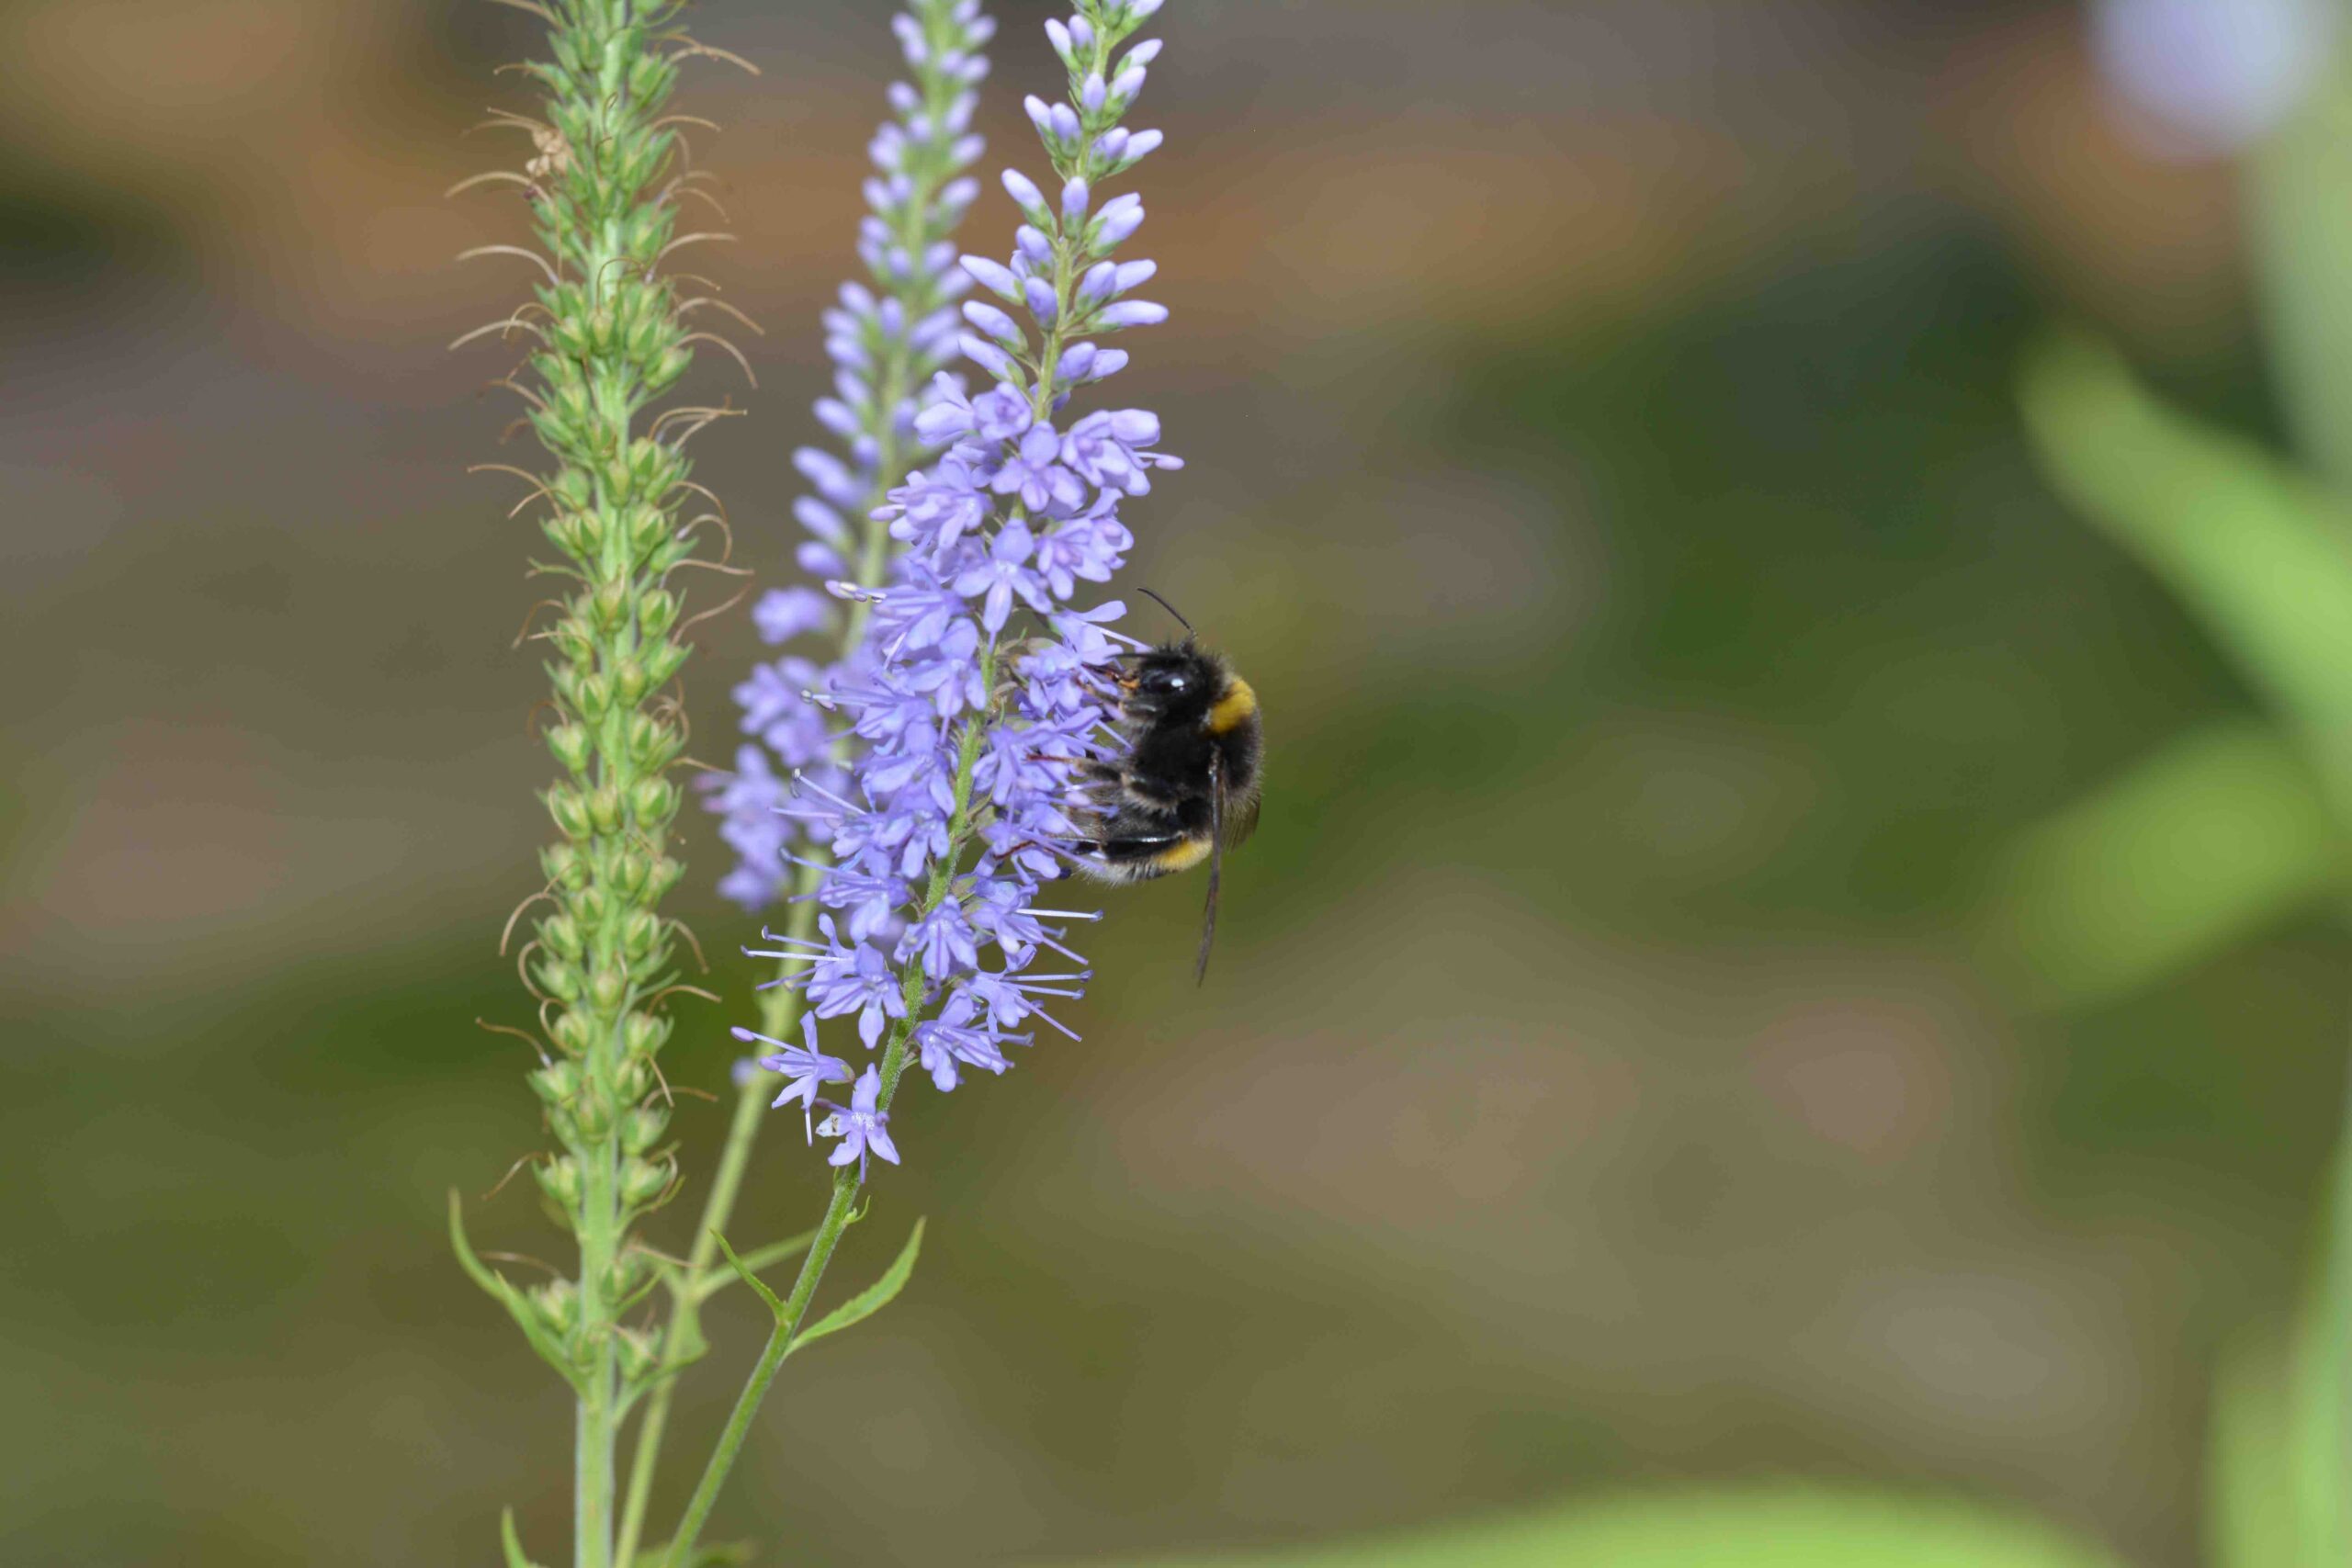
662;649;995;1567
612;159;934;1568
612;874;818;1568
659;1173;860;1568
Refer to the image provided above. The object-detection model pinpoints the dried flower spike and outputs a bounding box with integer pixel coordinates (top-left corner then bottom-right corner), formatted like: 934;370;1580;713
447;3;745;1564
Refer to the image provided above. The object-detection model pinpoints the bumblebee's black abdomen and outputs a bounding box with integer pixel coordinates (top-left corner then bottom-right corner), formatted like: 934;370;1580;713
1080;797;1213;880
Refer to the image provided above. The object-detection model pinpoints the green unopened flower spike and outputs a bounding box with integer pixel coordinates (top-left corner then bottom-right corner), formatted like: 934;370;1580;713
448;4;751;1565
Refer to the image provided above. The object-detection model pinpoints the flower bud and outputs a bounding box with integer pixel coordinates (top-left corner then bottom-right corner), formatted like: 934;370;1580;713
540;910;585;958
571;1083;614;1138
962;299;1024;347
629;438;677;493
647;345;690;393
589;964;628;1012
645;855;683;902
591;580;629;631
621;908;662;960
529;1059;581;1105
532;1277;578;1336
627;503;669;562
547;723;591;774
550;617;594;666
628;776;677;828
638;588;678;637
546;784;592;840
626;312;671;367
961;254;1022;301
544;511;594;557
614;1325;657;1384
537;955;582;1002
1001;169;1050;226
627;713;680;771
1090;193;1145;248
620;1156;671;1207
540;843;585;889
535;1156;582;1212
622;1104;668;1155
550;1009;594;1056
622;1010;667;1060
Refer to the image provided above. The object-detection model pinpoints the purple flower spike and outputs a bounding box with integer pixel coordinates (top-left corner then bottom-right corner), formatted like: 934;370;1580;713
738;0;1187;1174
704;0;996;910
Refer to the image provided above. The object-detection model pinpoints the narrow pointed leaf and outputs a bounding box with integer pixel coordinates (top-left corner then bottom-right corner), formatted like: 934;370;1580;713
709;1229;786;1324
2208;1337;2305;1568
692;1226;820;1303
2018;333;2352;804
2249;62;2352;491
501;1506;548;1568
2287;1121;2352;1565
1984;718;2343;1004
789;1217;924;1356
449;1190;581;1391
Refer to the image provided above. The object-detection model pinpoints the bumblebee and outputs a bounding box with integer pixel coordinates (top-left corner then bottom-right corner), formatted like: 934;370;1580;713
1069;591;1262;981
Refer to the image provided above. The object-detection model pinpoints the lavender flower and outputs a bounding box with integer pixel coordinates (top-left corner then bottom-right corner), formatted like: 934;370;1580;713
729;1019;852;1133
703;0;996;907
762;0;1182;1174
2091;0;2333;155
816;1066;901;1178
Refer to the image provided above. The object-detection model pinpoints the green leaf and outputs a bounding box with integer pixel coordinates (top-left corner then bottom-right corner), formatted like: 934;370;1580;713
1985;718;2343;1004
2209;1337;2306;1568
789;1216;923;1356
709;1229;786;1323
1081;1486;2126;1568
2249;61;2352;491
449;1190;581;1393
692;1226;820;1303
2018;333;2352;806
2288;1122;2352;1567
500;1506;548;1568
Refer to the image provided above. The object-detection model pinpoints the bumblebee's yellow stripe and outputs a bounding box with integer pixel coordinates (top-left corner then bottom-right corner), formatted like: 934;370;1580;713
1206;676;1257;736
1148;837;1214;874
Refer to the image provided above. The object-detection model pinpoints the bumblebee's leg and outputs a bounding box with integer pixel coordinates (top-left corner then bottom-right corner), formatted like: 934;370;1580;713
1196;755;1223;983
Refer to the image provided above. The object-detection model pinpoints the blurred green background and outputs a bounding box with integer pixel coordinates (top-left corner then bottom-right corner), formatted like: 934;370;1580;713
6;1;2350;1563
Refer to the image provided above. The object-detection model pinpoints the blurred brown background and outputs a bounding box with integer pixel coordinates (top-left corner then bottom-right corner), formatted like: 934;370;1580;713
1;1;2335;1563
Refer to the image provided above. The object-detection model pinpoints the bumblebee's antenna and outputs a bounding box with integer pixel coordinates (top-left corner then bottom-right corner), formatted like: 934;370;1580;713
1136;586;1195;637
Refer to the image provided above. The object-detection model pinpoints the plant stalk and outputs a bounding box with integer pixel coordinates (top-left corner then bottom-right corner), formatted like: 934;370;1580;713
660;649;994;1566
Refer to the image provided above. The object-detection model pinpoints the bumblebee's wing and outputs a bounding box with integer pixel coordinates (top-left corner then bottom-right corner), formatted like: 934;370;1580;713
1221;784;1261;847
1196;753;1224;985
